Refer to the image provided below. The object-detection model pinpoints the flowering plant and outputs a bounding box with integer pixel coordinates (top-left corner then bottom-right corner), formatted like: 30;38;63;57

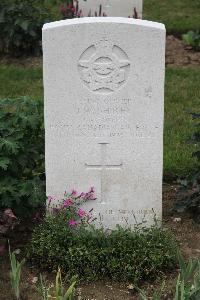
59;0;83;19
59;0;107;19
128;7;139;19
47;187;96;227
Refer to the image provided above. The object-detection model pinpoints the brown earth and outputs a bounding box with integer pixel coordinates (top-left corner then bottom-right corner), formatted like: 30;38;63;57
0;184;200;300
0;35;199;68
0;55;43;68
166;35;200;67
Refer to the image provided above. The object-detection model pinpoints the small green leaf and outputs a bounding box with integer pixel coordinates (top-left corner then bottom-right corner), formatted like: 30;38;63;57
0;157;10;170
19;20;29;31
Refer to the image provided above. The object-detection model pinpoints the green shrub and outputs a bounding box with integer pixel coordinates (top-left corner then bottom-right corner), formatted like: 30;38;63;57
29;211;178;283
0;97;45;215
182;31;200;51
0;0;53;56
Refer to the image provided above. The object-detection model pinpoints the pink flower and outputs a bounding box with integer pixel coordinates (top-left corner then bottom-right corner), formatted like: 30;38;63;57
67;2;72;9
78;208;86;218
71;189;77;196
89;194;96;200
52;208;60;215
47;195;55;205
89;186;95;193
63;198;72;208
79;192;85;198
59;4;65;13
84;193;89;199
84;190;96;201
68;219;77;226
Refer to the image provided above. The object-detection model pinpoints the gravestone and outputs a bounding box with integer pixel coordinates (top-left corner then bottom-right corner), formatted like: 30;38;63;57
78;0;142;18
43;17;166;229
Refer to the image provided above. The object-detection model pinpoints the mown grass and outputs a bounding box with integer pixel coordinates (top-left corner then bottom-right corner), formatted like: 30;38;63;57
0;65;199;177
164;67;200;177
144;0;200;34
0;65;43;99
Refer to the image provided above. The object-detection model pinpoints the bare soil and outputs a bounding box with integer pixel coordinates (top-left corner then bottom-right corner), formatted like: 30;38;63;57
0;35;199;68
166;35;200;67
163;184;200;260
0;184;200;300
0;55;42;68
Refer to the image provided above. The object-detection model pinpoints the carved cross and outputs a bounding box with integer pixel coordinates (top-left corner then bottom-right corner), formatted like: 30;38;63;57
85;143;122;204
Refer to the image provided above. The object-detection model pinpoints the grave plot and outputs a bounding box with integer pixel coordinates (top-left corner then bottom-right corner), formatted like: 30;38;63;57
0;1;200;299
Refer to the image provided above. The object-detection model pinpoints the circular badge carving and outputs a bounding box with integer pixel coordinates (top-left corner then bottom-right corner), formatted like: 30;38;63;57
78;39;130;95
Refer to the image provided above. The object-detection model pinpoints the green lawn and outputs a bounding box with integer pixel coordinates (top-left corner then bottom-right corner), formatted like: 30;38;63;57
164;67;200;177
0;65;199;177
0;65;43;99
144;0;200;34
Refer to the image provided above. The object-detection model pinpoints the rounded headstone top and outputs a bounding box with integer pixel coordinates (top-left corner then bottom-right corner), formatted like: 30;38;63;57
43;17;165;32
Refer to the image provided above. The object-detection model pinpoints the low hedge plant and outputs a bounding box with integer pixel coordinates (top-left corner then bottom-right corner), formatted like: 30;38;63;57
29;190;178;284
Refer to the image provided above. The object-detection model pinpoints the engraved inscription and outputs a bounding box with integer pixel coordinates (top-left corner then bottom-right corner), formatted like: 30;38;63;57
48;96;160;138
95;209;155;225
78;39;130;94
49;122;158;138
74;98;131;114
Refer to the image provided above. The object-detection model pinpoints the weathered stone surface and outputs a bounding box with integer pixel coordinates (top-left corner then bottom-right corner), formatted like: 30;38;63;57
43;18;166;228
78;0;143;18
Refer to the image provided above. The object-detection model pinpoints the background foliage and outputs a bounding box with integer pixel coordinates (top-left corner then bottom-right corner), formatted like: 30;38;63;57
0;97;45;215
0;0;53;56
0;0;199;57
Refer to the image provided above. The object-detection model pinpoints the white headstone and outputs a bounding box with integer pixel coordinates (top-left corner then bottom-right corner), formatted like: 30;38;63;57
78;0;142;18
43;18;165;229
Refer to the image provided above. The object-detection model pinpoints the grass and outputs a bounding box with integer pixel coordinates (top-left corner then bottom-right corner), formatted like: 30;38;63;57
0;65;199;177
0;65;43;99
164;67;200;177
144;0;200;34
